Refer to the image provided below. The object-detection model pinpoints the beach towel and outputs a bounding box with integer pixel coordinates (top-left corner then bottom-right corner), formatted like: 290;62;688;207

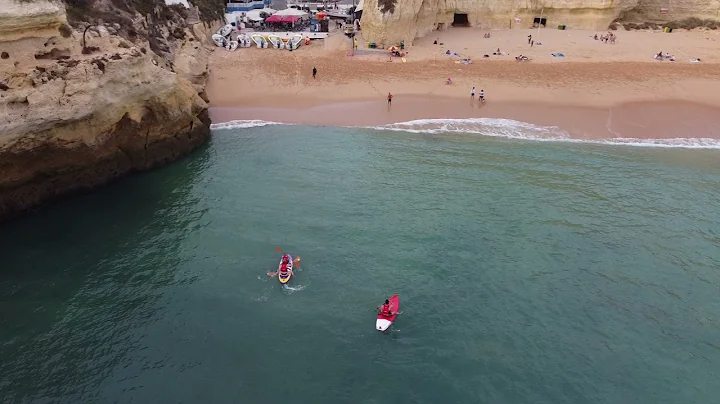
401;57;407;63
551;53;565;57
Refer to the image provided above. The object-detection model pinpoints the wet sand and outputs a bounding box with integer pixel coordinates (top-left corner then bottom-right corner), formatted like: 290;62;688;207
210;98;720;139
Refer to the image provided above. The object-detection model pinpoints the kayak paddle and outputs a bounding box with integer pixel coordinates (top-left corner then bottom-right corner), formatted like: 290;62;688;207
276;247;301;267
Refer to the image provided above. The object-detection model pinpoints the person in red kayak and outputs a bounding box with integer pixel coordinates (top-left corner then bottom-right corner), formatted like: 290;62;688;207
378;299;394;317
279;254;292;276
268;254;295;277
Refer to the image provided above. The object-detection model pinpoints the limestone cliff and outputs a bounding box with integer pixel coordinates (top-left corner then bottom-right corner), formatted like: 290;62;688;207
620;0;720;23
0;0;219;220
0;0;67;41
361;0;720;46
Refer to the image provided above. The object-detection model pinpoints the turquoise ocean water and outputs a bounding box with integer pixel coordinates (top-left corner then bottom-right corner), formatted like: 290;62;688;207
1;119;719;403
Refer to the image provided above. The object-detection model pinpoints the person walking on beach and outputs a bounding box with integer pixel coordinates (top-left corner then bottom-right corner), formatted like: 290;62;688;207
527;34;532;45
312;66;317;79
387;92;393;105
471;86;476;100
479;89;485;103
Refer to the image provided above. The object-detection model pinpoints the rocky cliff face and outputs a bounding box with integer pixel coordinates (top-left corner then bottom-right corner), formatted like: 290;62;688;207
620;0;720;23
361;0;720;46
0;0;217;220
0;0;68;41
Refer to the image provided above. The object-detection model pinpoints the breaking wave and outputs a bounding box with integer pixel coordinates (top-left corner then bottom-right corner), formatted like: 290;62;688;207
370;118;569;140
210;120;283;130
369;118;720;149
210;118;720;149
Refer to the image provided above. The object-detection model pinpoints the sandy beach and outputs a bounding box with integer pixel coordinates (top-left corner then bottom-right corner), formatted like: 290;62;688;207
206;27;720;140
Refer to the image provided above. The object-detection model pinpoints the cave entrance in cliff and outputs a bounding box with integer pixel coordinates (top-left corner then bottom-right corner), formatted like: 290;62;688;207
452;14;469;27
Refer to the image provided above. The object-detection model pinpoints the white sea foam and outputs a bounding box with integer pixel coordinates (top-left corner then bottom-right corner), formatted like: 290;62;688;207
369;118;569;140
368;118;720;149
591;137;720;149
210;118;720;149
283;283;308;294
210;120;281;130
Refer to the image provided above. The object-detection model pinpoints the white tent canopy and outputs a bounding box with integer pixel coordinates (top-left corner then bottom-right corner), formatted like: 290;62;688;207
355;0;363;13
246;8;276;22
164;0;190;8
274;8;309;17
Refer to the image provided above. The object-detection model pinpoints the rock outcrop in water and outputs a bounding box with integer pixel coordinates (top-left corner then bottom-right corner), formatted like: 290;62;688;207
361;0;720;46
0;0;220;220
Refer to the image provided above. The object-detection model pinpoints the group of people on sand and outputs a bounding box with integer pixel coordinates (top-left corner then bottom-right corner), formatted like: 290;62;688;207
386;86;484;105
655;51;675;61
594;32;617;44
471;86;485;103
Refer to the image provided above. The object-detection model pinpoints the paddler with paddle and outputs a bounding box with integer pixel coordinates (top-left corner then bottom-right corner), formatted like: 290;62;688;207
267;247;301;277
378;299;397;317
278;254;293;277
376;295;402;331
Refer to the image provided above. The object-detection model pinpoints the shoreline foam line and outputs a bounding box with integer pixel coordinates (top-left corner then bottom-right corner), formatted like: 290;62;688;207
209;120;283;130
209;118;720;149
367;118;720;149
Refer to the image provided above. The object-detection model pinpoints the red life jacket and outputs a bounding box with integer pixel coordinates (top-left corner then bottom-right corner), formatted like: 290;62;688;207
280;263;288;272
382;303;391;315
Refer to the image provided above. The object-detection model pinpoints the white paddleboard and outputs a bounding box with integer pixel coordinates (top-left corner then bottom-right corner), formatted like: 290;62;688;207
376;318;392;331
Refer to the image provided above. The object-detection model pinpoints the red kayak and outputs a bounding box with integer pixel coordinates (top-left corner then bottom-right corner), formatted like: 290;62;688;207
376;294;399;331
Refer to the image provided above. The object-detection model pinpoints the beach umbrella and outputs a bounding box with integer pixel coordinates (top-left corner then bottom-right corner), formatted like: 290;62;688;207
265;14;283;23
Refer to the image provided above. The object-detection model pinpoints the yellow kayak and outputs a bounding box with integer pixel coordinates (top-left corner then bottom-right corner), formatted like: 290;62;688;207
277;254;293;284
278;270;292;284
